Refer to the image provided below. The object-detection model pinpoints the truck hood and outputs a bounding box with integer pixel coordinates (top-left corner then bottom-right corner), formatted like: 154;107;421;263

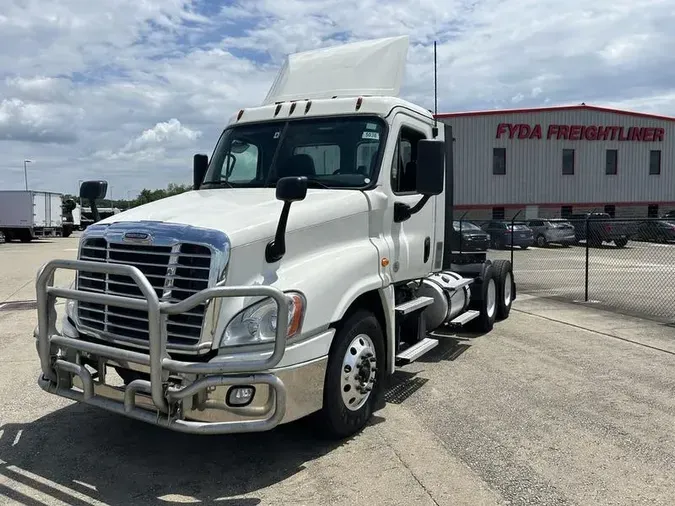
98;188;371;247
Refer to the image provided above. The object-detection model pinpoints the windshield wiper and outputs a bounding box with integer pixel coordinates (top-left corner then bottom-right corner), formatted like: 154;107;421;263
201;180;233;189
305;179;332;189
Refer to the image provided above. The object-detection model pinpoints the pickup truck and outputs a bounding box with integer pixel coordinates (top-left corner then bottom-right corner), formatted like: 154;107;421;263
569;212;636;247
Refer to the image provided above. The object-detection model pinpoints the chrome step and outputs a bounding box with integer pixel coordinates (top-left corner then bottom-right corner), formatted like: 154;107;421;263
395;296;434;315
395;337;439;365
449;310;479;326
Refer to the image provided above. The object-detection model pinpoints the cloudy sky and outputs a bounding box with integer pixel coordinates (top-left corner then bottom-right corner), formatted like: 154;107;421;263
1;0;674;198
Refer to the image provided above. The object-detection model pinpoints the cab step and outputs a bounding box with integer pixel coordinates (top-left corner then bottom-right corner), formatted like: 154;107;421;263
394;296;434;315
395;337;439;365
449;310;479;326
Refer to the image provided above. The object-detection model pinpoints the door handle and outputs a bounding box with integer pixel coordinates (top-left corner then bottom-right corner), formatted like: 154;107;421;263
424;236;431;263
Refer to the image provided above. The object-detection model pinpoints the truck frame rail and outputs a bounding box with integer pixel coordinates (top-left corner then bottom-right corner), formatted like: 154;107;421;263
35;259;290;434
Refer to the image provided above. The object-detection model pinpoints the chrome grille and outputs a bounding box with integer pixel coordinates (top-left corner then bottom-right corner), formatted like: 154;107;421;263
76;237;212;348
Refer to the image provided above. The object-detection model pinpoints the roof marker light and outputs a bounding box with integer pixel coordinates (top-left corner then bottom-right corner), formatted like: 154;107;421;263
236;109;244;121
305;100;312;114
274;103;282;117
355;97;363;111
289;101;297;115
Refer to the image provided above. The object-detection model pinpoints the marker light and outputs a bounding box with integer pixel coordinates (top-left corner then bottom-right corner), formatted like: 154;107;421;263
236;109;244;121
289;102;297;115
355;97;363;110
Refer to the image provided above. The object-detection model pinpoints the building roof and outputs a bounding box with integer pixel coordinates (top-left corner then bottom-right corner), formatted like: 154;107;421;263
435;103;675;122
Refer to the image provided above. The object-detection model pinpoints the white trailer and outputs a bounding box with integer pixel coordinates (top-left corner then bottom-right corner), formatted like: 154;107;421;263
33;36;517;439
0;190;64;242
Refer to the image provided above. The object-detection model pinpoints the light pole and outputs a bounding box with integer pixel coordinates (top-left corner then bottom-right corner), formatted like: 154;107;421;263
23;160;32;190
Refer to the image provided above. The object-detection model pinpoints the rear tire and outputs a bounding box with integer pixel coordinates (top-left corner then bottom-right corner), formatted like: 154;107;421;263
536;234;547;247
614;237;628;248
466;264;497;333
317;309;385;440
492;259;513;320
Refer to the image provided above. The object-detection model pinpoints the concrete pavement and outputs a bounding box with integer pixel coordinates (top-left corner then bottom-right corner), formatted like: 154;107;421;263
2;235;675;505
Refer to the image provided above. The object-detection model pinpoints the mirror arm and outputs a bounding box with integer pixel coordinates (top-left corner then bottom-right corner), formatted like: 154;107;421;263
394;195;431;223
265;201;292;263
89;198;100;223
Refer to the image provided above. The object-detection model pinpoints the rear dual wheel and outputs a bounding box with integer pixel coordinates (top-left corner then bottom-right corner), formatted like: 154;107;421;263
467;260;513;332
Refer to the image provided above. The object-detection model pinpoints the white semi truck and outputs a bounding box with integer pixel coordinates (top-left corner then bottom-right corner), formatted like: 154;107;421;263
34;36;516;438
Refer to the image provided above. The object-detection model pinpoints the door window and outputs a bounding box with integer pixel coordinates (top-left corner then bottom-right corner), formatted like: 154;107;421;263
391;125;427;194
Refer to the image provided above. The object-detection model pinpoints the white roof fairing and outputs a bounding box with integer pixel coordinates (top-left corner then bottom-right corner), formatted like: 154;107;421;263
262;36;410;106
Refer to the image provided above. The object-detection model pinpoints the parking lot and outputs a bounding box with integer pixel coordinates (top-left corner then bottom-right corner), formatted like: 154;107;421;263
2;236;675;505
487;240;675;323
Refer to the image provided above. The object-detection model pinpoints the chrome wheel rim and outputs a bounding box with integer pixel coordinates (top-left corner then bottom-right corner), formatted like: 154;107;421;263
341;333;377;411
486;278;497;318
503;271;512;306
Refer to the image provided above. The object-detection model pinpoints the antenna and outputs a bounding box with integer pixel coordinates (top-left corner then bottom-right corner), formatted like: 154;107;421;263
432;40;438;138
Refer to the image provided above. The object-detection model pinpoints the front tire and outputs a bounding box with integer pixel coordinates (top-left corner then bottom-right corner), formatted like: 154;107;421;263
614;237;628;248
317;309;385;439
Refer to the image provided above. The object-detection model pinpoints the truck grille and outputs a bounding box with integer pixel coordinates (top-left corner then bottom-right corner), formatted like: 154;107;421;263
76;237;212;349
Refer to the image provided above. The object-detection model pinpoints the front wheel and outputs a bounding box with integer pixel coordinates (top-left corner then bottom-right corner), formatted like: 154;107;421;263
614;237;628;248
317;309;385;439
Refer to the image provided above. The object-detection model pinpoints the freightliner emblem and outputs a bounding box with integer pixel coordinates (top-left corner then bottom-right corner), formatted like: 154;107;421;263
122;231;153;244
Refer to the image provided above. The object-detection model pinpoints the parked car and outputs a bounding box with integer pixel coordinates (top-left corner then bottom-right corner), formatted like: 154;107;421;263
526;219;576;247
634;219;675;243
481;220;534;249
0;231;5;244
663;210;675;219
452;220;490;252
568;212;634;247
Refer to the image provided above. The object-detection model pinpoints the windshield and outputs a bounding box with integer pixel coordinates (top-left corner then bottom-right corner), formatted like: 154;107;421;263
202;116;387;189
453;221;483;232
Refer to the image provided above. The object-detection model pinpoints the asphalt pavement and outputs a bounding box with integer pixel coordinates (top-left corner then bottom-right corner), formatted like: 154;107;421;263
1;235;675;505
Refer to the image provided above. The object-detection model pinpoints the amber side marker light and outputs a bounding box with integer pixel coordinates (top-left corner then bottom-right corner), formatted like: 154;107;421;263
381;257;390;267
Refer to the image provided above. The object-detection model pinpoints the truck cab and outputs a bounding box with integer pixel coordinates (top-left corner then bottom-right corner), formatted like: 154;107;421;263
34;36;516;439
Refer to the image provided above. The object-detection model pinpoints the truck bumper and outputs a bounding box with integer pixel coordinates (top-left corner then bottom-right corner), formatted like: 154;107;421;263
35;259;330;435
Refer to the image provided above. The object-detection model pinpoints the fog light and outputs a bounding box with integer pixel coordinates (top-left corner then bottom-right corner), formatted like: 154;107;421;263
226;386;255;407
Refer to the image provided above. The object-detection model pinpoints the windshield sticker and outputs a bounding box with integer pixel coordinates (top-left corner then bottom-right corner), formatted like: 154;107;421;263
364;178;371;184
365;123;377;130
362;131;379;140
273;131;280;139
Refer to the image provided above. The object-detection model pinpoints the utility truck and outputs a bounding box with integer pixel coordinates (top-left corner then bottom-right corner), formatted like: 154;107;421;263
34;36;516;438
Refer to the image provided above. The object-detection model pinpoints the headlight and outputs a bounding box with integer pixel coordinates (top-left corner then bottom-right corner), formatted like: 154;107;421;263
221;292;305;347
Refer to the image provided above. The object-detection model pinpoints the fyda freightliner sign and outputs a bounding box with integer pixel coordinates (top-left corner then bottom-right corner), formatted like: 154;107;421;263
496;123;665;142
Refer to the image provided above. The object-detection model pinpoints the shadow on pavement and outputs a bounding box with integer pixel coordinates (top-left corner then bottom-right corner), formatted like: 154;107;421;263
0;403;347;505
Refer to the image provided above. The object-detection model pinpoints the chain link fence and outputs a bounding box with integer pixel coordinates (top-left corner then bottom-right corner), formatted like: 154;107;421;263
455;215;675;323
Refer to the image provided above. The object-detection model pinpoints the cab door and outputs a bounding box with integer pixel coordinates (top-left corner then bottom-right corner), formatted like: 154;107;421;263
385;112;437;283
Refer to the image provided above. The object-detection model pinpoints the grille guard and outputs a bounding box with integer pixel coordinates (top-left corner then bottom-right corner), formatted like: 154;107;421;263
36;259;290;434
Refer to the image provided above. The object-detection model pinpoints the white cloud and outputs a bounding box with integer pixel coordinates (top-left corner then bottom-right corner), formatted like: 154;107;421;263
94;118;201;161
0;0;674;196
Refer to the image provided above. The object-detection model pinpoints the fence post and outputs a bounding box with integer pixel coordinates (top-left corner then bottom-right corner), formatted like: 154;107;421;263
584;216;590;302
510;210;522;267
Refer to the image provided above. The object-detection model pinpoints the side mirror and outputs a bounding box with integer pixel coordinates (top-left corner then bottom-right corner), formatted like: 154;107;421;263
193;154;209;189
79;180;108;200
276;176;308;202
79;180;108;223
266;177;308;263
416;139;445;196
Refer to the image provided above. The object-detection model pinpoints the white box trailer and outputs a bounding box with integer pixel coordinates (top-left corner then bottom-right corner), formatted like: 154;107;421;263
0;190;64;242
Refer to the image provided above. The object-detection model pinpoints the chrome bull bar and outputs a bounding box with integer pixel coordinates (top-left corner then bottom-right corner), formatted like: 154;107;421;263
35;259;290;434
